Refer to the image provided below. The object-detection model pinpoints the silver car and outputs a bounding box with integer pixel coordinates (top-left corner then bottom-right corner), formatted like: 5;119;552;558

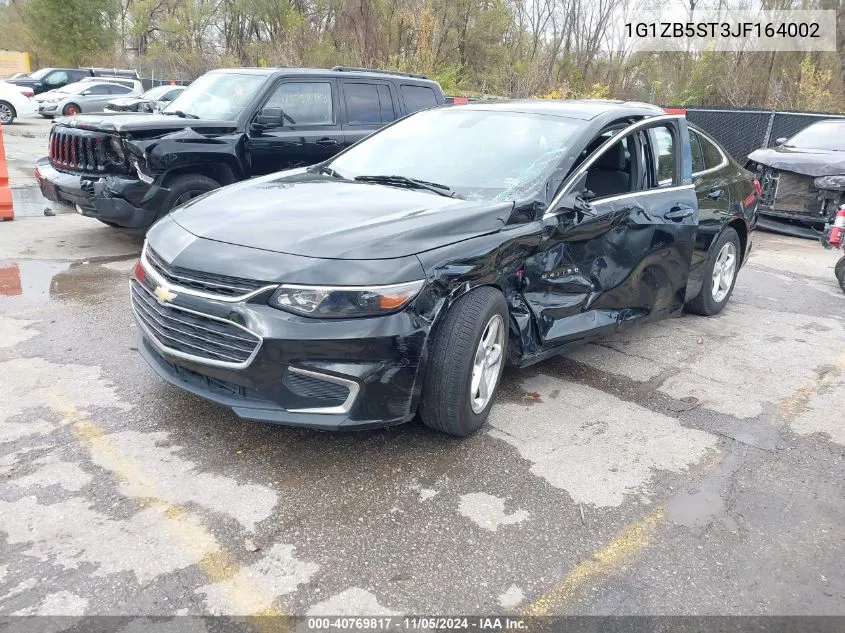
35;80;136;118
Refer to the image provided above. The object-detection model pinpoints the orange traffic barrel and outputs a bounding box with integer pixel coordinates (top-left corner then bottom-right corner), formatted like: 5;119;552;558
0;124;13;221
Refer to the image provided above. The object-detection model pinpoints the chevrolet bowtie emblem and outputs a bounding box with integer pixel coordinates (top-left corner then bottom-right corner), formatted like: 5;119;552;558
153;285;177;304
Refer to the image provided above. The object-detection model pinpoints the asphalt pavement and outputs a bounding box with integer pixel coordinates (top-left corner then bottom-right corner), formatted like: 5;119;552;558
0;119;843;627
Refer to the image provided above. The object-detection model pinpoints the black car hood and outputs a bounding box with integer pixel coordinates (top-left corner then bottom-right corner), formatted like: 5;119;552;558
56;113;237;136
169;172;513;260
747;146;845;177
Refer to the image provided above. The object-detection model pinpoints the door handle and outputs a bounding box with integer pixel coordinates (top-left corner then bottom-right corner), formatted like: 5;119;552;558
708;189;723;200
665;205;695;221
316;138;339;146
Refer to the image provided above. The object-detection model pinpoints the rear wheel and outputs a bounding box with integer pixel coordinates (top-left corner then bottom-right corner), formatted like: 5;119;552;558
419;287;509;437
0;101;16;124
62;103;80;116
686;227;741;316
836;256;845;293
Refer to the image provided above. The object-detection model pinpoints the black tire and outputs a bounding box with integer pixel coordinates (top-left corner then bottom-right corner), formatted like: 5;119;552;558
836;256;845;293
62;103;80;116
0;101;16;125
419;287;509;437
686;227;741;316
155;174;220;222
97;219;122;228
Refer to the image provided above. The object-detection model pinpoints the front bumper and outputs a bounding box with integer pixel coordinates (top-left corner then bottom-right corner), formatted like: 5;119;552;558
35;158;170;229
37;102;59;116
131;254;431;431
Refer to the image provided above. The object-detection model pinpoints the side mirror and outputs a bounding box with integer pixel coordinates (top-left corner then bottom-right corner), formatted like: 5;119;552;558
80;90;91;96
775;137;788;145
254;106;284;128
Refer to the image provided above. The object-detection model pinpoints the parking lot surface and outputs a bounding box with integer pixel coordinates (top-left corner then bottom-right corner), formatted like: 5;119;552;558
1;122;844;623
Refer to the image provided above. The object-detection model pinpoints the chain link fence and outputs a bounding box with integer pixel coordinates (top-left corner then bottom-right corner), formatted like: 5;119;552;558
669;106;845;163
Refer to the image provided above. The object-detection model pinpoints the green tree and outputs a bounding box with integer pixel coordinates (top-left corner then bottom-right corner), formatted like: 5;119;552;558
22;0;118;66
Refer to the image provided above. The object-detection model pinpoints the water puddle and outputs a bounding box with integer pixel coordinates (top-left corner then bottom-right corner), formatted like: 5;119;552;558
0;258;135;302
0;260;71;299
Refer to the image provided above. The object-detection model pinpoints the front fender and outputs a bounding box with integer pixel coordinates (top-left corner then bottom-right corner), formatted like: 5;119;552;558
127;128;248;181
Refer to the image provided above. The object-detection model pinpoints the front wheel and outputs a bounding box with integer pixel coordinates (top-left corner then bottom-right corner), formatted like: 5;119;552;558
686;227;741;316
0;101;16;125
62;103;80;116
152;174;220;225
419;287;509;437
836;256;845;293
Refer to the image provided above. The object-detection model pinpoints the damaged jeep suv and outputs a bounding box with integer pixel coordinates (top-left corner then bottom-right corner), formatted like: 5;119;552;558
35;67;445;229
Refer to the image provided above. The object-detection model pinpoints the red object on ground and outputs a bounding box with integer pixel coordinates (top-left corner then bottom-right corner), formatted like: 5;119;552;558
663;108;687;115
0;263;21;296
0;124;13;221
828;206;845;247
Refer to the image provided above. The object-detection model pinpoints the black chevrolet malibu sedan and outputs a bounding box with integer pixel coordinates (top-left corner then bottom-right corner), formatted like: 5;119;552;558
132;100;759;436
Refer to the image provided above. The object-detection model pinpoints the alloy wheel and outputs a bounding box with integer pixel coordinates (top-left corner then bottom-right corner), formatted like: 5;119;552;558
470;314;505;414
0;103;12;124
711;242;737;303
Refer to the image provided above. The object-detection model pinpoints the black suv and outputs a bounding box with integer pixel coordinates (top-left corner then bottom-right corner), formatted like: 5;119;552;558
10;67;139;95
35;67;445;229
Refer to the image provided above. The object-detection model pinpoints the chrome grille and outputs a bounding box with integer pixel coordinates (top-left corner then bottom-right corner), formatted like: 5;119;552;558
145;248;268;298
131;281;260;366
49;127;124;173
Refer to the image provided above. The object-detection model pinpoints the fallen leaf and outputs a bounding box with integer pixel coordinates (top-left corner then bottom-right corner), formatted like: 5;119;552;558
697;337;704;344
522;391;541;401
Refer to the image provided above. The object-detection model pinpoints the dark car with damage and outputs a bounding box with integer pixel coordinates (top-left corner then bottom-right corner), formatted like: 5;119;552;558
747;119;845;238
34;67;445;229
131;100;760;437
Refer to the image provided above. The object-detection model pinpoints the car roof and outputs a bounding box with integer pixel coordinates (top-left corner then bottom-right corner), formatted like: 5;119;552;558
456;99;665;121
209;67;437;83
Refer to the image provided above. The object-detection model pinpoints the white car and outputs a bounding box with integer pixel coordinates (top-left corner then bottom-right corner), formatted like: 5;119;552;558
0;80;37;124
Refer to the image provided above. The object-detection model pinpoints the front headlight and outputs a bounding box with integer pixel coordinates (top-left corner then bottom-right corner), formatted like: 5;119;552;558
814;175;845;191
269;280;425;318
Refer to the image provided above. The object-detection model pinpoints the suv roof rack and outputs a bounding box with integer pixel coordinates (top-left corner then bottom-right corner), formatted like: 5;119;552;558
330;66;429;80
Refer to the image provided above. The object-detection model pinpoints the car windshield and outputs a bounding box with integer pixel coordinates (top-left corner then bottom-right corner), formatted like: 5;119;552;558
143;85;174;100
328;108;584;202
161;72;265;120
785;123;845;151
27;68;53;80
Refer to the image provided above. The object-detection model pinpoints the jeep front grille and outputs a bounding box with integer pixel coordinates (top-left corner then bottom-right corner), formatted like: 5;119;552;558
49;128;125;173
